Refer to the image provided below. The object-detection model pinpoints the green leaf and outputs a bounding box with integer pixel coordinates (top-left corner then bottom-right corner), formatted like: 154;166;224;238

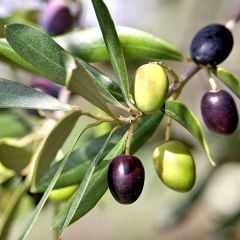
66;59;122;113
31;111;82;190
35;127;128;192
52;112;164;232
5;24;75;85
0;138;32;173
19;115;92;240
214;67;240;98
60;128;118;234
91;0;132;105
0;38;44;75
0;78;70;111
164;100;215;166
55;27;184;62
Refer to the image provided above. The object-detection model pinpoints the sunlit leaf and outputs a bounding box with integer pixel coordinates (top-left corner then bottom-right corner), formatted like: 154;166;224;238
31;111;82;189
55;27;184;62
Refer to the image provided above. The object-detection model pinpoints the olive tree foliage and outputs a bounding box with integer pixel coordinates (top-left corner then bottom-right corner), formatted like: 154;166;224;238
0;0;239;239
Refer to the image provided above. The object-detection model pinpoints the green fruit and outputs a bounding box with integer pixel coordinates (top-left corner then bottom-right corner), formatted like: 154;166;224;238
49;185;78;202
153;140;196;192
134;63;168;114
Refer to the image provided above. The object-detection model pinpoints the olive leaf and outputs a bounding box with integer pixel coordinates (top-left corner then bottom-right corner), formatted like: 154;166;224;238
52;112;164;233
66;59;122;114
213;67;240;98
0;138;32;174
0;78;70;111
91;0;133;105
55;26;184;62
164;100;215;166
31;111;82;190
5;24;75;85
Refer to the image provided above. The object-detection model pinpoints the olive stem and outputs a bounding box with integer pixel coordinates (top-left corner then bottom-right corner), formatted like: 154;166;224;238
125;121;138;155
155;61;180;83
164;117;172;142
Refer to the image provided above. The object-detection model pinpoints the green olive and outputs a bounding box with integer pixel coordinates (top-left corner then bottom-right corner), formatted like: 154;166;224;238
134;63;168;114
153;140;196;192
49;185;78;202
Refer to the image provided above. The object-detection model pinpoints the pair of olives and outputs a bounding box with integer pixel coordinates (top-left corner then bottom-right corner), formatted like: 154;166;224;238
190;24;238;135
107;140;196;204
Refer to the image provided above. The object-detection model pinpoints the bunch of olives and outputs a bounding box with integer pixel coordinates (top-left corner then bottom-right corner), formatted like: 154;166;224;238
107;23;239;204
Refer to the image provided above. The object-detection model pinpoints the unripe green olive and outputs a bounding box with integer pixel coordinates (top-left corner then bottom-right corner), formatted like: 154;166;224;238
153;140;196;192
134;63;169;114
49;185;78;202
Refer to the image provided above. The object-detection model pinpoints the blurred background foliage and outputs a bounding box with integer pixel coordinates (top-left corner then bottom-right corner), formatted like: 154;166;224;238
0;0;239;240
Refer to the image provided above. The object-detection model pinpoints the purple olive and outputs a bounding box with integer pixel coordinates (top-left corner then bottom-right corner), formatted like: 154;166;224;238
39;0;74;36
201;89;238;134
108;155;145;204
31;76;61;98
190;24;233;66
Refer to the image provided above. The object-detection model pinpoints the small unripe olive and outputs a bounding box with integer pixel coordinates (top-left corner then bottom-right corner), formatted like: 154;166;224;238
49;185;78;202
134;63;169;114
153;140;196;192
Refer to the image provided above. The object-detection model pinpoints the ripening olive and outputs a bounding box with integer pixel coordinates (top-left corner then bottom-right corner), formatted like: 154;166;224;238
49;185;78;202
190;24;233;66
201;89;238;135
134;63;169;114
39;0;74;36
108;155;145;204
153;141;196;192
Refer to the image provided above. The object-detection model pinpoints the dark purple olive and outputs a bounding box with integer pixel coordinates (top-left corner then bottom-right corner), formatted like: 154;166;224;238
29;77;61;117
39;0;74;36
190;24;233;66
201;89;238;134
108;155;145;204
31;76;61;98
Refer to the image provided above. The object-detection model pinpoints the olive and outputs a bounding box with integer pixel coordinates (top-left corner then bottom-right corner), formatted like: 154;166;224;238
153;140;196;192
31;76;61;98
39;0;74;36
190;24;233;66
134;63;169;114
201;89;238;134
107;155;145;204
49;185;78;202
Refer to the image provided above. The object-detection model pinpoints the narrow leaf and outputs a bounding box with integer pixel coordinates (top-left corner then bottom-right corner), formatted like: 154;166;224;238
5;24;75;85
214;67;240;98
19;118;94;240
55;27;184;62
35;127;128;192
52;112;164;232
164;100;215;166
60;127;118;234
0;78;70;111
91;0;132;105
32;111;81;189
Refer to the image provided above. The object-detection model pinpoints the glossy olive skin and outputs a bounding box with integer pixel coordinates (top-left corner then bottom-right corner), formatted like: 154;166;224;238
39;0;74;36
153;141;196;192
201;89;238;135
190;24;233;66
108;155;145;204
134;63;169;114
